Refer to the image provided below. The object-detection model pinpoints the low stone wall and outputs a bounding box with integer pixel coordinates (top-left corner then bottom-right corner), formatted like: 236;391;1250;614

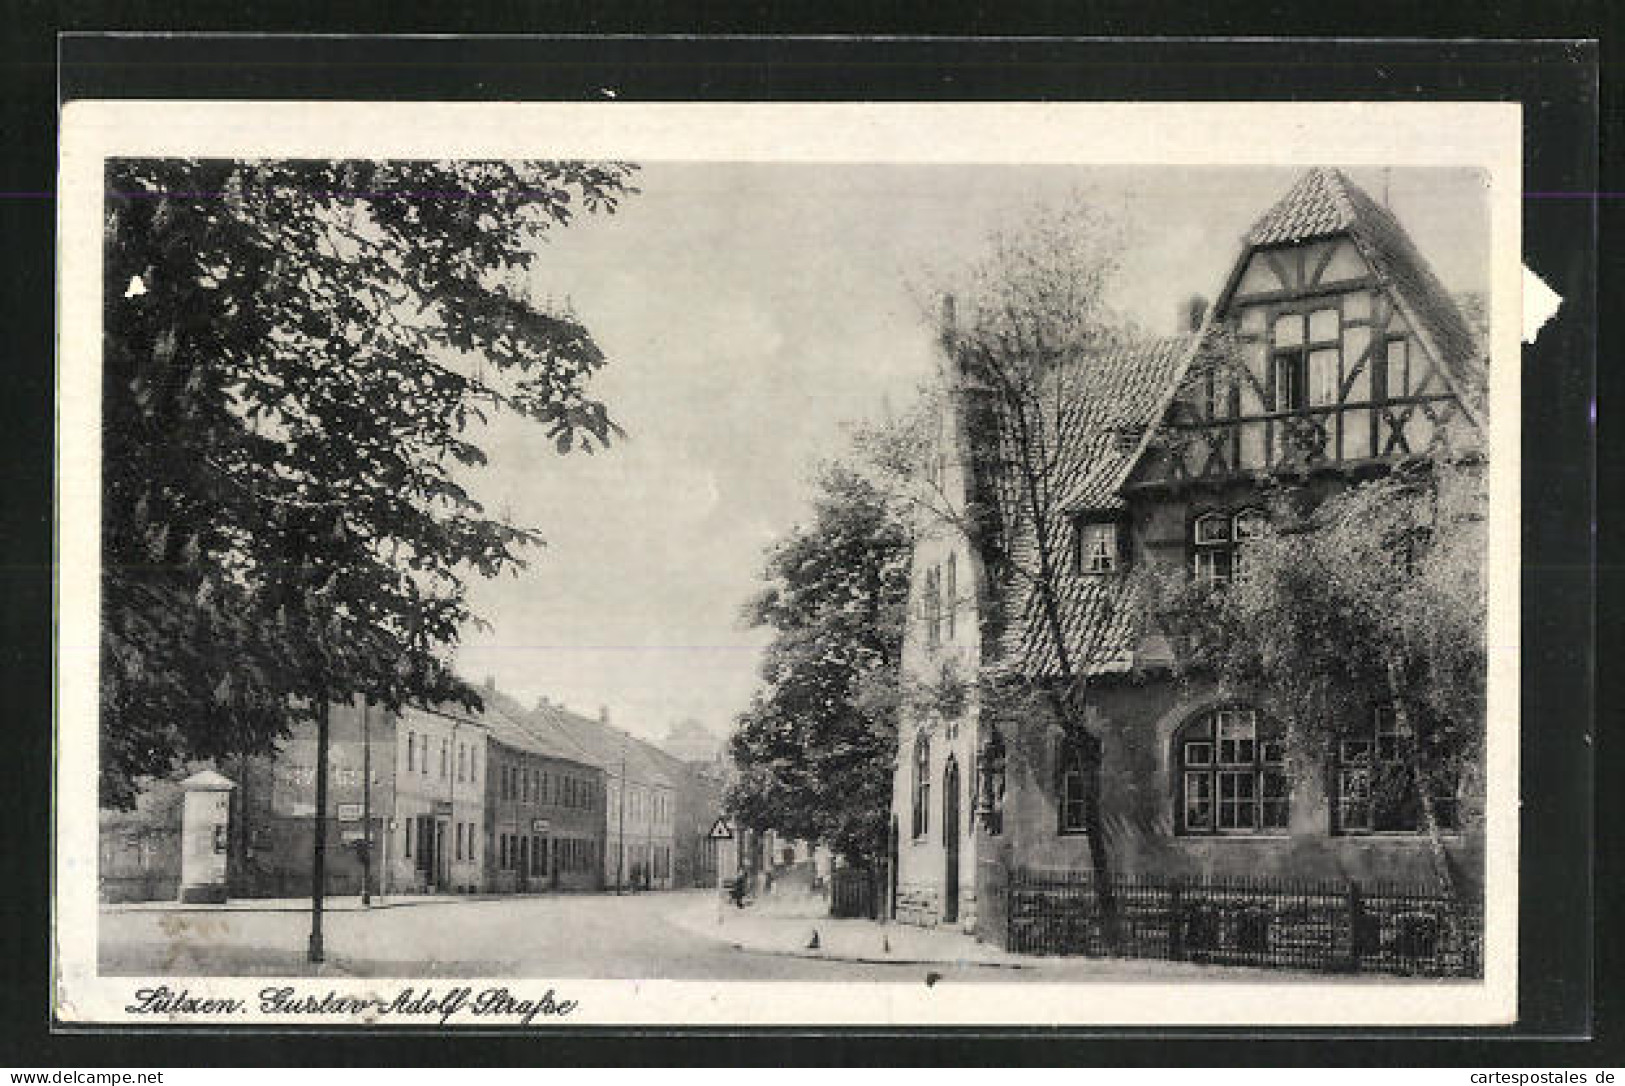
895;883;941;927
895;883;979;931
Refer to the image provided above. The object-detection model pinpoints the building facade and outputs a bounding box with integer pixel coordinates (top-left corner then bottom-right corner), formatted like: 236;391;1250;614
888;168;1488;935
540;703;679;891
480;692;607;892
99;684;612;901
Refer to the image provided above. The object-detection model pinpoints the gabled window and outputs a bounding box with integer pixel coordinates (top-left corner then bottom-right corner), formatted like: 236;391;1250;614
1176;707;1289;835
1076;520;1120;574
911;732;931;839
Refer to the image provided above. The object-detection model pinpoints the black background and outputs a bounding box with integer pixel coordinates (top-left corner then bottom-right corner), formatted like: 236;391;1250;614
3;22;1607;1066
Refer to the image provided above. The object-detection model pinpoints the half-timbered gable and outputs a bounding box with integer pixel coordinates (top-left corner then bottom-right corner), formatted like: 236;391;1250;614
1128;167;1485;490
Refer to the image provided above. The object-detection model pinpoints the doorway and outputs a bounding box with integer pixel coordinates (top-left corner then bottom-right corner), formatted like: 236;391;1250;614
943;756;960;924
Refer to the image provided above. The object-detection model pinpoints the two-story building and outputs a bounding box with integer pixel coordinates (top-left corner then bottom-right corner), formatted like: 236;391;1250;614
390;703;487;894
480;688;607;892
540;702;679;890
889;168;1488;935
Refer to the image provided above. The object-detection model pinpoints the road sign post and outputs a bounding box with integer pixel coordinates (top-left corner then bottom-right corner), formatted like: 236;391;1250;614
708;818;734;925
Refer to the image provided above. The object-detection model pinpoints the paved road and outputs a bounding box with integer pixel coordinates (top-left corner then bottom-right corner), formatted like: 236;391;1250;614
100;890;982;982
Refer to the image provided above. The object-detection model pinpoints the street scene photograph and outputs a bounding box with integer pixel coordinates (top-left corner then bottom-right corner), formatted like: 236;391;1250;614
54;102;1519;1026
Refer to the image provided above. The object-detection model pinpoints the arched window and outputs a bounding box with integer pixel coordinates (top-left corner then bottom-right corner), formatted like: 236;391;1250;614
911;732;931;838
945;553;957;641
1176;706;1289;835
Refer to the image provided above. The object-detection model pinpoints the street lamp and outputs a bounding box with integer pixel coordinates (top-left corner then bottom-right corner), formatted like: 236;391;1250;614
615;740;627;894
361;698;372;907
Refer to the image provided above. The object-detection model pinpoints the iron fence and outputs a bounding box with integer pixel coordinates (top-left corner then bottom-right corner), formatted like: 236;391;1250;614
1001;867;1481;978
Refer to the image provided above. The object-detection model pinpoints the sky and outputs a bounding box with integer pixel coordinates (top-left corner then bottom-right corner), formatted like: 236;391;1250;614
451;163;1491;746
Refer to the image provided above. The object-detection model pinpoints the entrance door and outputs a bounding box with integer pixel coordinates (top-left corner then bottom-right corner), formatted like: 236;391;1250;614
415;815;435;890
943;757;961;924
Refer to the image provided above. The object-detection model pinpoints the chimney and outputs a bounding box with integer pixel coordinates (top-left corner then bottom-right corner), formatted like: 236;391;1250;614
939;293;957;354
484;675;496;693
1183;294;1208;333
599;705;610;725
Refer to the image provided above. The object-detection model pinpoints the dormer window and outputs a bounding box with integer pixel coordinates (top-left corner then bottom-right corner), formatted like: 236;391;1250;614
1074;519;1120;575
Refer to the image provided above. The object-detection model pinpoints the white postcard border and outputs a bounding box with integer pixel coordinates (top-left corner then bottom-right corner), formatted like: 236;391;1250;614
56;100;1522;1027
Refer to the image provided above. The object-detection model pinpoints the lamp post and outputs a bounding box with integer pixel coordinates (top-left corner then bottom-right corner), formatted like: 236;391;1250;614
361;699;373;907
615;741;627;894
308;694;330;963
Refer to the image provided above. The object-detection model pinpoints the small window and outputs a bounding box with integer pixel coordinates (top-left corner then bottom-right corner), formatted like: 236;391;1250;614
1077;521;1119;574
1274;349;1308;411
1057;737;1096;835
912;733;931;839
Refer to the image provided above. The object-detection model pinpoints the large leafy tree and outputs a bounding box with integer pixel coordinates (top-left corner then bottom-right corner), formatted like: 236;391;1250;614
101;159;637;807
1134;462;1487;936
724;466;912;865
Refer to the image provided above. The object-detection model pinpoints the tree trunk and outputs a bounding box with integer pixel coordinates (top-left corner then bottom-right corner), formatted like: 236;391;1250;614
1383;656;1468;965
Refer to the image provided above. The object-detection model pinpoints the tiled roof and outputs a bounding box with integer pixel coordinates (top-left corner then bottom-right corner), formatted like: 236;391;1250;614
531;703;677;791
982;337;1193;679
1246;168;1486;415
480;689;601;766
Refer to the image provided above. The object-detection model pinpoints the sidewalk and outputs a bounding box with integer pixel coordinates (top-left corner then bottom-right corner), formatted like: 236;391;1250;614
664;892;1400;981
667;892;1038;971
104;891;517;914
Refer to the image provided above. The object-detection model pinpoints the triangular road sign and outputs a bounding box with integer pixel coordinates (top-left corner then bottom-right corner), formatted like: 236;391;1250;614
707;817;734;840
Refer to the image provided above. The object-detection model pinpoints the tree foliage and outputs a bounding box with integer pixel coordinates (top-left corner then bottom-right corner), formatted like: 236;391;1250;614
1132;462;1488;899
101;158;637;806
724;466;913;864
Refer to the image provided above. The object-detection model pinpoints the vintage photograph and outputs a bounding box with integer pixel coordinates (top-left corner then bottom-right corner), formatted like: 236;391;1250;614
55;103;1520;1026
